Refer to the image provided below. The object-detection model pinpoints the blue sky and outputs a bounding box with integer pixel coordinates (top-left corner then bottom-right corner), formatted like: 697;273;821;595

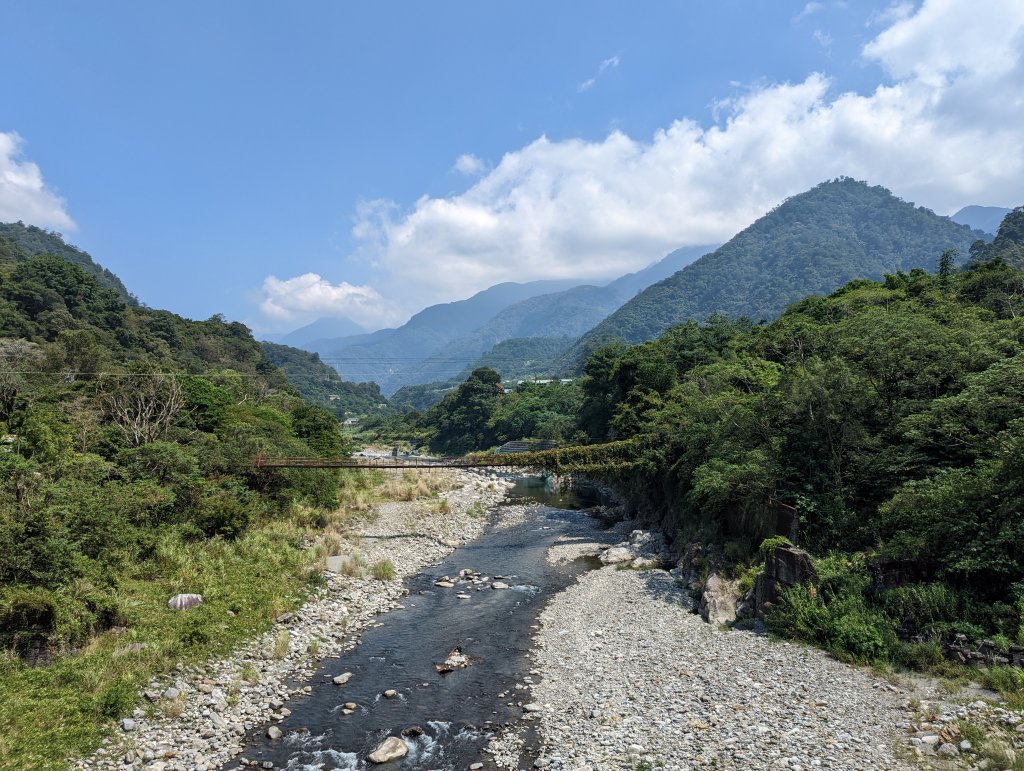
2;1;1023;334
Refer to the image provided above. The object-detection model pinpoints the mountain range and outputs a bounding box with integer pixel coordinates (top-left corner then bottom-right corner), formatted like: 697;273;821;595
300;244;712;394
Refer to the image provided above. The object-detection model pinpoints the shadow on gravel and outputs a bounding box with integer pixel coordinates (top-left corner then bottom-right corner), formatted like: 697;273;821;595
635;568;698;612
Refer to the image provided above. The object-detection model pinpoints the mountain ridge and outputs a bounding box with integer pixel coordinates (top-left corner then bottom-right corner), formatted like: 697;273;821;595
558;178;987;371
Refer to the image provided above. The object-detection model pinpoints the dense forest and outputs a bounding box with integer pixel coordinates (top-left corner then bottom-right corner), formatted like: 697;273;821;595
0;236;354;765
0;222;138;306
399;208;1024;667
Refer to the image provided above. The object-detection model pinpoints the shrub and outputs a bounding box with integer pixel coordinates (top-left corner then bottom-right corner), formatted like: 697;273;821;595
371;560;396;581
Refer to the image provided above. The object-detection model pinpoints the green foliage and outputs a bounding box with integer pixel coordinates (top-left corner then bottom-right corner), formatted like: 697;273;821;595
759;536;793;559
0;236;349;655
261;341;393;418
0;222;137;305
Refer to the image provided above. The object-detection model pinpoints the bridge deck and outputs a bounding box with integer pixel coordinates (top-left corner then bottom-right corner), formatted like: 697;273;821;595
254;455;532;469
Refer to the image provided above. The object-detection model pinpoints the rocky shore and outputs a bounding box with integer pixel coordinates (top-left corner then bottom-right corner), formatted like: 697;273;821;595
73;471;1022;771
74;469;513;771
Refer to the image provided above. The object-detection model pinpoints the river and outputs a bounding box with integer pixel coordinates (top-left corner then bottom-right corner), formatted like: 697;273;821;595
231;477;597;770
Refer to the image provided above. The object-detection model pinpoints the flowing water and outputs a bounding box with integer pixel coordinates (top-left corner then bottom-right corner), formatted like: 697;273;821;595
231;478;597;770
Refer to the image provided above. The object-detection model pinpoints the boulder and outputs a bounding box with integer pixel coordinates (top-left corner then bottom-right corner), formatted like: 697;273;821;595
765;546;817;586
167;594;203;611
368;736;408;764
756;546;818;618
700;574;739;625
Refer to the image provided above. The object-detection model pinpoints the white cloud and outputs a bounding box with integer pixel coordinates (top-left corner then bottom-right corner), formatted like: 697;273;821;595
264;0;1024;326
795;2;825;22
259;273;398;328
577;55;621;93
0;132;75;231
453;153;485;176
813;29;834;49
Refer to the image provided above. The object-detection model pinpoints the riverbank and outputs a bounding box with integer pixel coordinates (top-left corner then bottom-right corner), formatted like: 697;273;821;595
72;469;512;771
481;511;912;770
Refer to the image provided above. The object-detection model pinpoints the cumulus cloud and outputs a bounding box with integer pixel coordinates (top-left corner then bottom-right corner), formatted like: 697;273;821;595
259;273;398;328
264;0;1024;325
577;55;620;93
453;153;485;176
0;132;76;231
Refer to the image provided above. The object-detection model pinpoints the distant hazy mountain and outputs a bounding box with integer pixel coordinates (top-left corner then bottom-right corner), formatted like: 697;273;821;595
309;244;718;393
608;244;713;297
312;279;580;391
952;205;1013;237
0;221;137;306
560;178;985;371
265;316;368;348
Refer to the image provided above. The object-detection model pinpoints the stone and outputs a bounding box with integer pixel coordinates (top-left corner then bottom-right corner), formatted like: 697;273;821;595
325;555;346;572
700;574;739;625
167;593;203;611
344;702;357;710
491;581;510;589
266;726;282;740
435;580;455;588
523;703;543;712
333;672;353;685
120;718;137;731
937;743;959;758
368;736;408;763
599;546;634;565
383;689;398;699
162;687;181;700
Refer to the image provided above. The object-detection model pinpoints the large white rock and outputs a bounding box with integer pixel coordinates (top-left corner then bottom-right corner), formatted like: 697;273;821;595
167;593;203;610
599;546;634;565
368;736;408;763
700;574;739;625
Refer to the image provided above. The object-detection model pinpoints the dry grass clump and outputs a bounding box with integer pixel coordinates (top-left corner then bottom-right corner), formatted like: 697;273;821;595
371;559;396;581
272;630;290;660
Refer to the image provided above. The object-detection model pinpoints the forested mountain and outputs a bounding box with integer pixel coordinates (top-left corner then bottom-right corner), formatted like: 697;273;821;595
561;179;985;370
952;205;1014;236
968;205;1024;268
0;222;137;306
261;341;392;417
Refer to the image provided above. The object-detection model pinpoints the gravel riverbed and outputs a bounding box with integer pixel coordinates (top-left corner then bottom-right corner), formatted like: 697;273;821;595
74;469;513;771
503;515;914;771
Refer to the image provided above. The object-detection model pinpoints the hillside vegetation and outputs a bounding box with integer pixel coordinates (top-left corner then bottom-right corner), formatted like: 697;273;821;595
0;239;354;766
0;222;138;306
261;341;393;419
563;178;983;369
